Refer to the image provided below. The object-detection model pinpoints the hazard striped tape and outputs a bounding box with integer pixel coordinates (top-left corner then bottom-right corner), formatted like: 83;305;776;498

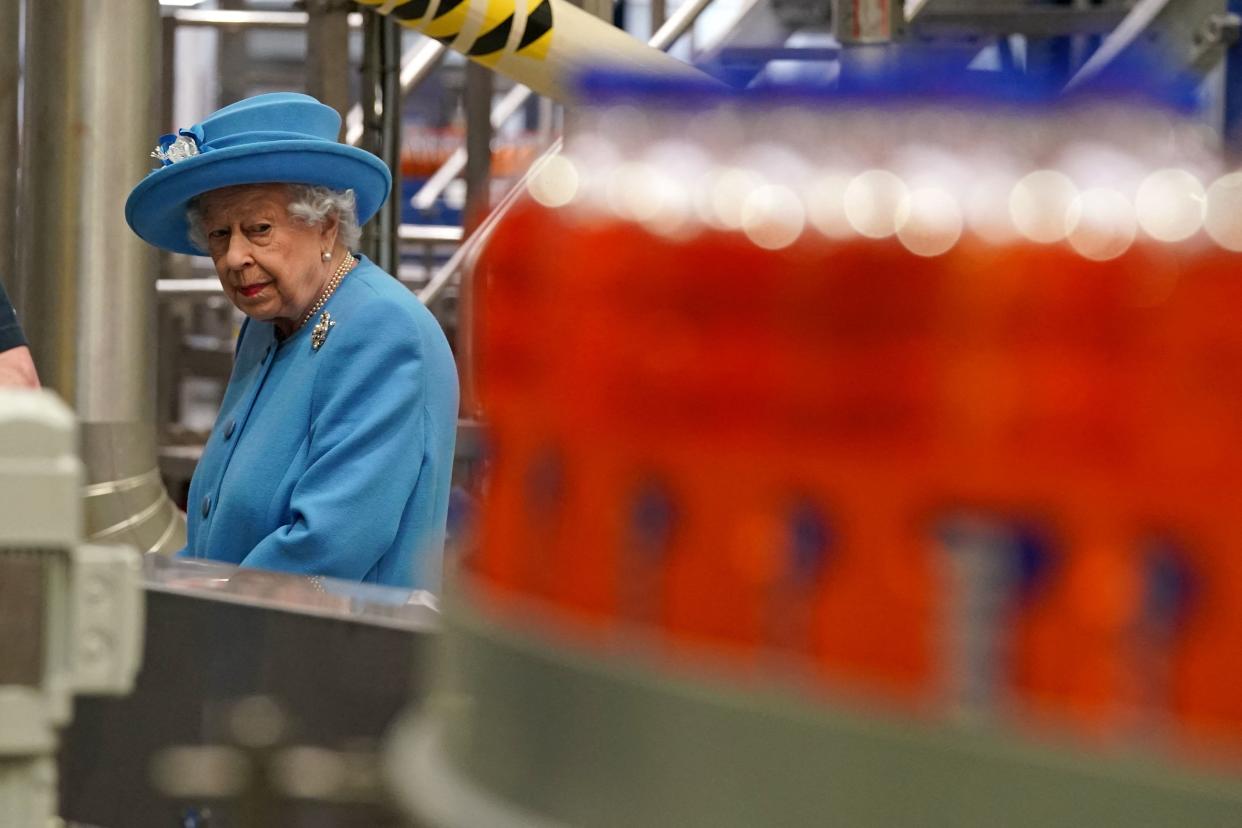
515;0;552;59
357;0;713;105
357;0;554;62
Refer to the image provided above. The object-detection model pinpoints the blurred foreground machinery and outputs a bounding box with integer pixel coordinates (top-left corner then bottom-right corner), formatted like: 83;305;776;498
0;390;143;828
392;70;1242;826
0;392;435;828
57;560;438;827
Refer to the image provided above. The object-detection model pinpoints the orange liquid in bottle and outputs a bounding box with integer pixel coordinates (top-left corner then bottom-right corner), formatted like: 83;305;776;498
473;182;1242;742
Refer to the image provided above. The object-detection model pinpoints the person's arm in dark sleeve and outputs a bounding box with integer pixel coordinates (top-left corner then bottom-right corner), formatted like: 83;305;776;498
0;280;39;388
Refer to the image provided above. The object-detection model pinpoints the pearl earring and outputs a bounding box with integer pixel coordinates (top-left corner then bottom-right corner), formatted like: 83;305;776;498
322;251;331;261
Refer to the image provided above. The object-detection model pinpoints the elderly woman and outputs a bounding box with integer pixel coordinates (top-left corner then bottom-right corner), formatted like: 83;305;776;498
125;92;459;589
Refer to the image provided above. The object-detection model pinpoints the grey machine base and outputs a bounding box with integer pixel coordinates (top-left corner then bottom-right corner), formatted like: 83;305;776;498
404;597;1242;828
61;570;437;828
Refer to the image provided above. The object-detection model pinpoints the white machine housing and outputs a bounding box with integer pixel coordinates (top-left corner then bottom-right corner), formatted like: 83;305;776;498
0;389;144;827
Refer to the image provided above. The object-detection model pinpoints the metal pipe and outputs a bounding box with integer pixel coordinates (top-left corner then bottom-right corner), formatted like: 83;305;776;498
832;0;898;44
1065;0;1173;90
380;15;404;273
360;9;403;273
417;137;561;308
360;10;383;265
160;14;177;136
398;224;464;242
354;0;711;103
0;0;18;315
347;39;446;147
306;0;354;126
19;0;185;552
156;279;226;297
410;0;718;212
411;84;528;211
463;61;495;230
165;8;364;30
420;0;721;415
416;0;720;304
650;0;717;49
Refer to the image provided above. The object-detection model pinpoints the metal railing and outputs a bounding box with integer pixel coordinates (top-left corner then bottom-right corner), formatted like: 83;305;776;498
416;0;723;306
347;39;446;147
410;0;721;215
163;8;364;29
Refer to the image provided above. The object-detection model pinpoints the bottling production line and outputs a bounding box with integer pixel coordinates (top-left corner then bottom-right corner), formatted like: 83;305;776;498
6;0;1242;826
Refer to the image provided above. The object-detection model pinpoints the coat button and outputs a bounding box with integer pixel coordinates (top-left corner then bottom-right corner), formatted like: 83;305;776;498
223;418;236;439
201;495;211;518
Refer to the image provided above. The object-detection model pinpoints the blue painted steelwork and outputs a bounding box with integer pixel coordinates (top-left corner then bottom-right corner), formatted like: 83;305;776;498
1225;0;1242;148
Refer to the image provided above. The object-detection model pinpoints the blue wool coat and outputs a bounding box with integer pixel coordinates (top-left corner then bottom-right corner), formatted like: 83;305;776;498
181;256;459;589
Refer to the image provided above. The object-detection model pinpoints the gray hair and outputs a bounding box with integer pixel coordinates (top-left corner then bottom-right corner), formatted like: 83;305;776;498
186;183;362;254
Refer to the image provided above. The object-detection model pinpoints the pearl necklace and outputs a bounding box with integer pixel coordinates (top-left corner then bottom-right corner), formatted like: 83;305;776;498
298;252;356;330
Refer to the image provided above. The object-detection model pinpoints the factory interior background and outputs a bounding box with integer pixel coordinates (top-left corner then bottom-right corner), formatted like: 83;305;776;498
5;0;1242;825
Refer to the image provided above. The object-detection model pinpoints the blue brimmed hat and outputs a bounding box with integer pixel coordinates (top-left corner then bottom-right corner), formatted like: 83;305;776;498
125;92;392;256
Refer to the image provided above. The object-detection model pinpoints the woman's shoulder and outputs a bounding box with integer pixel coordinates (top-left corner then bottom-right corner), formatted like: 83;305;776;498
337;258;438;329
324;257;453;364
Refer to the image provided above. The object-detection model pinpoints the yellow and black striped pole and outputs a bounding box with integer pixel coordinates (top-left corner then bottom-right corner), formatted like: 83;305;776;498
354;0;710;102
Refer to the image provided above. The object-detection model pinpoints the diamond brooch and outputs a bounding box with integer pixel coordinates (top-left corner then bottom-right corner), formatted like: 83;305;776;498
311;312;336;351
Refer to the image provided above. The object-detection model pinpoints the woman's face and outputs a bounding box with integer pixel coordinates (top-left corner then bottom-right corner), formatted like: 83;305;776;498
198;183;336;333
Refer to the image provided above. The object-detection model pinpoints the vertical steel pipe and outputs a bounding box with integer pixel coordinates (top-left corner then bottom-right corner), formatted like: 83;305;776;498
346;38;445;147
380;16;403;275
20;0;84;403
651;0;667;37
18;0;185;552
306;0;353;128
360;9;402;274
463;61;495;231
